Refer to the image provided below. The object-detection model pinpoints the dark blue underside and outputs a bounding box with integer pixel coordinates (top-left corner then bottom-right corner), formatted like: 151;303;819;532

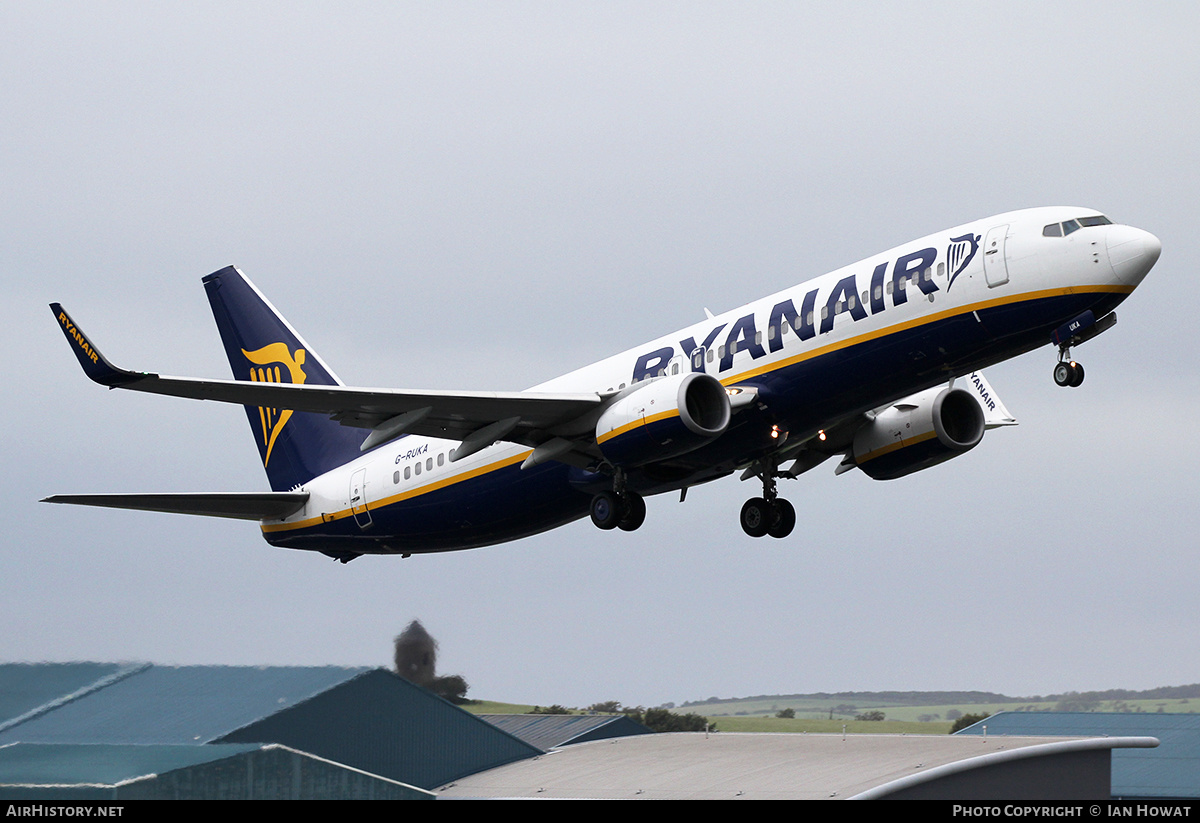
267;289;1126;555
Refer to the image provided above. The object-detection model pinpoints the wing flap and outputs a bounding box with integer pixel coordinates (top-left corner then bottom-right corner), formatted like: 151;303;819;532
40;492;310;521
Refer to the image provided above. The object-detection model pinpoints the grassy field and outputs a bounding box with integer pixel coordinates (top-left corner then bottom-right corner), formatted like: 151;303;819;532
460;694;1198;735
678;697;1199;723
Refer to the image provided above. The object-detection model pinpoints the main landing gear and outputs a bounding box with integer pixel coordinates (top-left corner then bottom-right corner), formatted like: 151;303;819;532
590;469;646;532
740;465;795;539
1053;348;1085;388
590;490;646;531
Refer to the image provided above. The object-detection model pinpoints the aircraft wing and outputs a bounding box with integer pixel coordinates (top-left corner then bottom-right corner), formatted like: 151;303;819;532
51;303;604;456
40;492;309;521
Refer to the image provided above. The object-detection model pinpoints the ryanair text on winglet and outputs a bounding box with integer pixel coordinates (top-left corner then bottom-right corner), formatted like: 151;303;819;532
58;310;99;364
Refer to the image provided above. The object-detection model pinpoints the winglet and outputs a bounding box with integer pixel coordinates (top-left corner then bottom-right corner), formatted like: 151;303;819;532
49;303;146;387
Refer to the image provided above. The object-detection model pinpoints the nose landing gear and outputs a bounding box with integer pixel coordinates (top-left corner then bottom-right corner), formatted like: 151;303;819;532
1053;349;1085;388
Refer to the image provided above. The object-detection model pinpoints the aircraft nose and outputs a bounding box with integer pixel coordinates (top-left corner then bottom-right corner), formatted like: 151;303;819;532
1107;225;1162;286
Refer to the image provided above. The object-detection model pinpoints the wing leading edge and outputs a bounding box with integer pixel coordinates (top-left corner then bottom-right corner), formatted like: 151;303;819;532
50;302;604;455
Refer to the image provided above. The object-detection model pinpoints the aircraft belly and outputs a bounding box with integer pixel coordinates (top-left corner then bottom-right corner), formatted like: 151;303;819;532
266;461;591;554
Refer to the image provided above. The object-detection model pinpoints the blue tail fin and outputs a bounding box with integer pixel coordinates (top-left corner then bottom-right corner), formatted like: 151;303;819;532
203;266;363;491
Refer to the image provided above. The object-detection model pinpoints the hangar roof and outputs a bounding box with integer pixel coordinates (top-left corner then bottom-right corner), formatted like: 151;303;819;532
0;663;371;745
956;712;1200;798
478;714;651;750
438;731;1154;800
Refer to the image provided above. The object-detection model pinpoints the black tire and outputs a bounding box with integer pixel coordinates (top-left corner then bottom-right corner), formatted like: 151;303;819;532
1069;361;1085;387
590;491;621;530
740;497;771;538
767;498;796;539
1054;361;1074;387
618;492;646;532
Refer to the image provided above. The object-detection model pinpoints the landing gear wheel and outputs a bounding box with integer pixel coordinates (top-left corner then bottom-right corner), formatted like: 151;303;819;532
1054;361;1074;387
590;491;621;530
618;492;646;532
1069;361;1085;387
740;497;771;538
767;498;796;539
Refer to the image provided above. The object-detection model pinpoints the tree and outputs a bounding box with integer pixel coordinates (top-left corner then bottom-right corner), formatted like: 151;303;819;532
621;707;713;732
429;674;470;704
949;712;990;733
587;701;622;713
855;710;885;721
776;708;795;719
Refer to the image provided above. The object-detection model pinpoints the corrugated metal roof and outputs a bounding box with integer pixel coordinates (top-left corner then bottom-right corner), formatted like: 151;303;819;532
0;742;437;800
478;714;651;750
0;664;371;745
0;742;260;786
0;664;540;791
440;731;1146;800
0;663;137;730
217;669;541;789
955;712;1200;798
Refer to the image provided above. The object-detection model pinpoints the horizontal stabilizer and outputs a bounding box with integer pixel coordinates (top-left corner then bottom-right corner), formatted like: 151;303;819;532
40;492;309;521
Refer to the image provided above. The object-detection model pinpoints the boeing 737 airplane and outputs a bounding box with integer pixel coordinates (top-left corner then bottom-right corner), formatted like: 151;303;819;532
46;207;1161;561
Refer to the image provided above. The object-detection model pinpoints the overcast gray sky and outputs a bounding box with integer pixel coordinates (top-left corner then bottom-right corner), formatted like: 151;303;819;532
3;2;1197;708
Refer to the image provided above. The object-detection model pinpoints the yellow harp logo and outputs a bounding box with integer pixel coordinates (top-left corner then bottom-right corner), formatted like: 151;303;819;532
243;343;307;466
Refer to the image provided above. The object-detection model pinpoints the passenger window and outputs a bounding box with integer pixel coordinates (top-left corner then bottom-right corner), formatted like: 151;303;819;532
426;457;433;471
414;462;421;476
1043;223;1063;237
437;453;444;467
755;331;762;346
404;466;411;480
393;471;400;484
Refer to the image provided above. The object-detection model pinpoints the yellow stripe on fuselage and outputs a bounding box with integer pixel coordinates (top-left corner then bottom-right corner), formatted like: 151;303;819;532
718;284;1131;387
261;448;533;533
262;284;1130;535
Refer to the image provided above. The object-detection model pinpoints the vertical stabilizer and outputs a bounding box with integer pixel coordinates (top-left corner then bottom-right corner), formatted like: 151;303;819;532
203;266;363;491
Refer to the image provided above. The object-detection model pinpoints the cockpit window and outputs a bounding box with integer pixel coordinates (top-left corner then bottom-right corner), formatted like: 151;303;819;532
1044;215;1112;237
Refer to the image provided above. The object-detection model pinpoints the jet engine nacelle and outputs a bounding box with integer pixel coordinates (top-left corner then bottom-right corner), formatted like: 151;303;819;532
852;386;985;480
596;372;731;467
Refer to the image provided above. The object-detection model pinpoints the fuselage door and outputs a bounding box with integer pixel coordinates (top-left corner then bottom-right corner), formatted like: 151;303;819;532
690;346;708;374
983;224;1010;288
667;354;686;376
350;467;372;529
